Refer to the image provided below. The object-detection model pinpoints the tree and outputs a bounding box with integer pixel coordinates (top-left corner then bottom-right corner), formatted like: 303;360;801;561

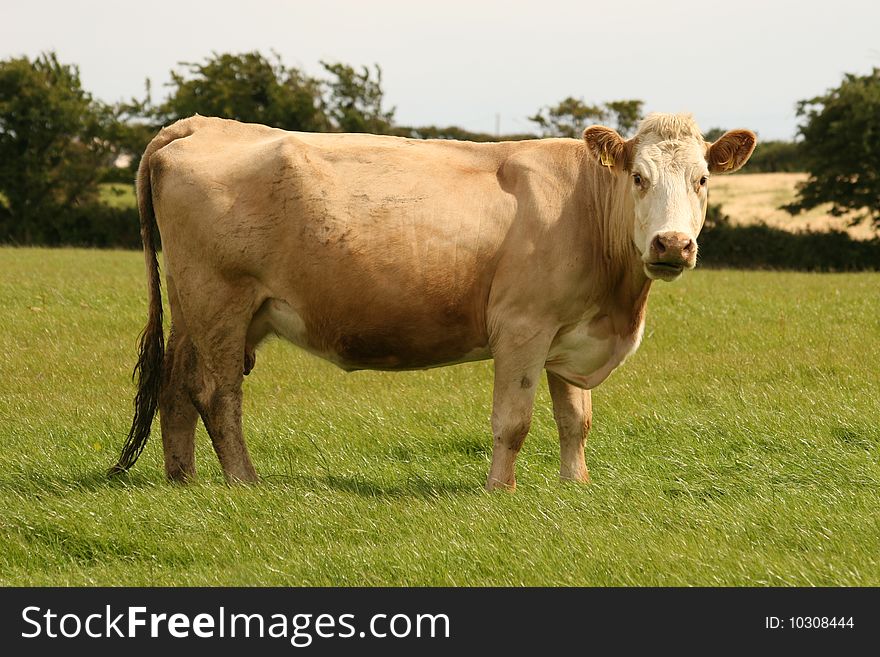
158;51;329;132
529;97;606;138
529;97;644;138
320;61;395;133
158;53;396;135
0;52;123;244
603;99;644;137
785;68;880;226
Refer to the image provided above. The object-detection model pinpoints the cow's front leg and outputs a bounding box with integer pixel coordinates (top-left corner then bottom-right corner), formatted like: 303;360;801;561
547;371;591;483
486;332;553;492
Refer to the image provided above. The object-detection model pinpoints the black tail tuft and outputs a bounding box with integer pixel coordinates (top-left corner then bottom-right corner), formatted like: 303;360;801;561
109;245;164;476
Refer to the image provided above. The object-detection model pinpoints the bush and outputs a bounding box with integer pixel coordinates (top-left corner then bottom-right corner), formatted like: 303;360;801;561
700;204;880;271
0;202;140;249
69;204;140;249
741;140;804;173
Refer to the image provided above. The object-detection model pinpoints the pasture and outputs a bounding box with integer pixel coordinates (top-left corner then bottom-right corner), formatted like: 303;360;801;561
1;247;879;585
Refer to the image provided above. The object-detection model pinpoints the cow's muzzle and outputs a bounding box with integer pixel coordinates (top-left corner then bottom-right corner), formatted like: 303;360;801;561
644;231;696;281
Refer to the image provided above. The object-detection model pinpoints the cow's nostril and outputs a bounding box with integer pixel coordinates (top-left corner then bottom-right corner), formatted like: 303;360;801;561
682;238;695;256
652;235;666;255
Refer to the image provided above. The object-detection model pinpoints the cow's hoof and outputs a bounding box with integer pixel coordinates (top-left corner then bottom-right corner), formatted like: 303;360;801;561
560;470;590;484
166;469;196;484
485;477;516;493
224;472;259;486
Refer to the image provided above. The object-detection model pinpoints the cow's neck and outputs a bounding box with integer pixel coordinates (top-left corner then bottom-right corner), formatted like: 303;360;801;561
603;255;652;343
579;163;652;334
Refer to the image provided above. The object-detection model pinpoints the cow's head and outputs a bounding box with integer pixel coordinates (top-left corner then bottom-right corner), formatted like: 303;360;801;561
583;113;756;281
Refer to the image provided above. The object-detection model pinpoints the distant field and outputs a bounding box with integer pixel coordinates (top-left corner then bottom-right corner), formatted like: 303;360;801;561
1;247;878;585
98;183;136;209
709;173;878;240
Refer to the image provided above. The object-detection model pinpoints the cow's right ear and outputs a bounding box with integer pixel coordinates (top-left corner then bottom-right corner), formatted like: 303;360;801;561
583;126;633;171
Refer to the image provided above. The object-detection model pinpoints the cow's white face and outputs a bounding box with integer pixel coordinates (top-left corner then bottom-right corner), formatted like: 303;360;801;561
583;114;756;282
629;135;709;281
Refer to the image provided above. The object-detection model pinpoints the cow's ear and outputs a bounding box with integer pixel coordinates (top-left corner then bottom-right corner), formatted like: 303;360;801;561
706;129;757;173
583;125;633;171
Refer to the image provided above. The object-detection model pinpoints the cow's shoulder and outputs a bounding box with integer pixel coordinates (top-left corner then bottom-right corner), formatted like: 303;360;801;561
495;138;586;221
497;138;585;191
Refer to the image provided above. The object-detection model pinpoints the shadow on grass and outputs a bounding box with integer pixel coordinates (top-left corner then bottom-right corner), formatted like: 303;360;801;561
0;464;483;499
262;472;480;499
0;467;159;496
831;426;878;452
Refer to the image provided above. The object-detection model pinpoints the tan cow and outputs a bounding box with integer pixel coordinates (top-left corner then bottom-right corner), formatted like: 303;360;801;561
111;113;755;490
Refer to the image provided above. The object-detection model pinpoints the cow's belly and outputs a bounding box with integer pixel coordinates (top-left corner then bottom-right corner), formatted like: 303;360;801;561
249;298;491;371
545;314;645;389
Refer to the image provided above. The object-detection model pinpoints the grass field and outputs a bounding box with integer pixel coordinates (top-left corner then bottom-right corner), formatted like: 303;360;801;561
1;247;879;586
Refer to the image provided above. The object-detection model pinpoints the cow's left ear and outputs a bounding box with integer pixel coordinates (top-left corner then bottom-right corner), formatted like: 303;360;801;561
706;129;757;173
583;126;633;171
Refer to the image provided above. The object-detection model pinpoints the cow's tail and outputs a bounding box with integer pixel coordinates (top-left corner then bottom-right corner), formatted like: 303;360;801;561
110;122;192;476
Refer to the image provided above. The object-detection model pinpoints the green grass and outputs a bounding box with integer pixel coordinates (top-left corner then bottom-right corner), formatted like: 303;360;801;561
1;247;879;586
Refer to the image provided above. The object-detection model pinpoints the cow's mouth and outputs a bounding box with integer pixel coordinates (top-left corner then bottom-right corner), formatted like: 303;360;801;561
644;261;685;280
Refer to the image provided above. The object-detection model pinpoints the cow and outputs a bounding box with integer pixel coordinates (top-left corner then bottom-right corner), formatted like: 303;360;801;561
110;113;755;490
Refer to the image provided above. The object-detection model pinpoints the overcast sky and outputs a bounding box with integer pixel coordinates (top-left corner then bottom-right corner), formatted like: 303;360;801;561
5;0;879;140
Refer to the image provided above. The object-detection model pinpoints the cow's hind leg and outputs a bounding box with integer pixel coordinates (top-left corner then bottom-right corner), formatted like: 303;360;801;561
159;326;199;482
179;282;260;484
547;372;591;483
157;278;200;481
193;334;257;484
194;373;256;484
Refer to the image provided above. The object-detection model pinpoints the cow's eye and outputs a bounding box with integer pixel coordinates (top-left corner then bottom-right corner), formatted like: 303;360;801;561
633;173;642;186
699;175;708;186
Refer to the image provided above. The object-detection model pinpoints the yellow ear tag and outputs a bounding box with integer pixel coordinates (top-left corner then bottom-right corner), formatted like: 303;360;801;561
600;148;614;168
